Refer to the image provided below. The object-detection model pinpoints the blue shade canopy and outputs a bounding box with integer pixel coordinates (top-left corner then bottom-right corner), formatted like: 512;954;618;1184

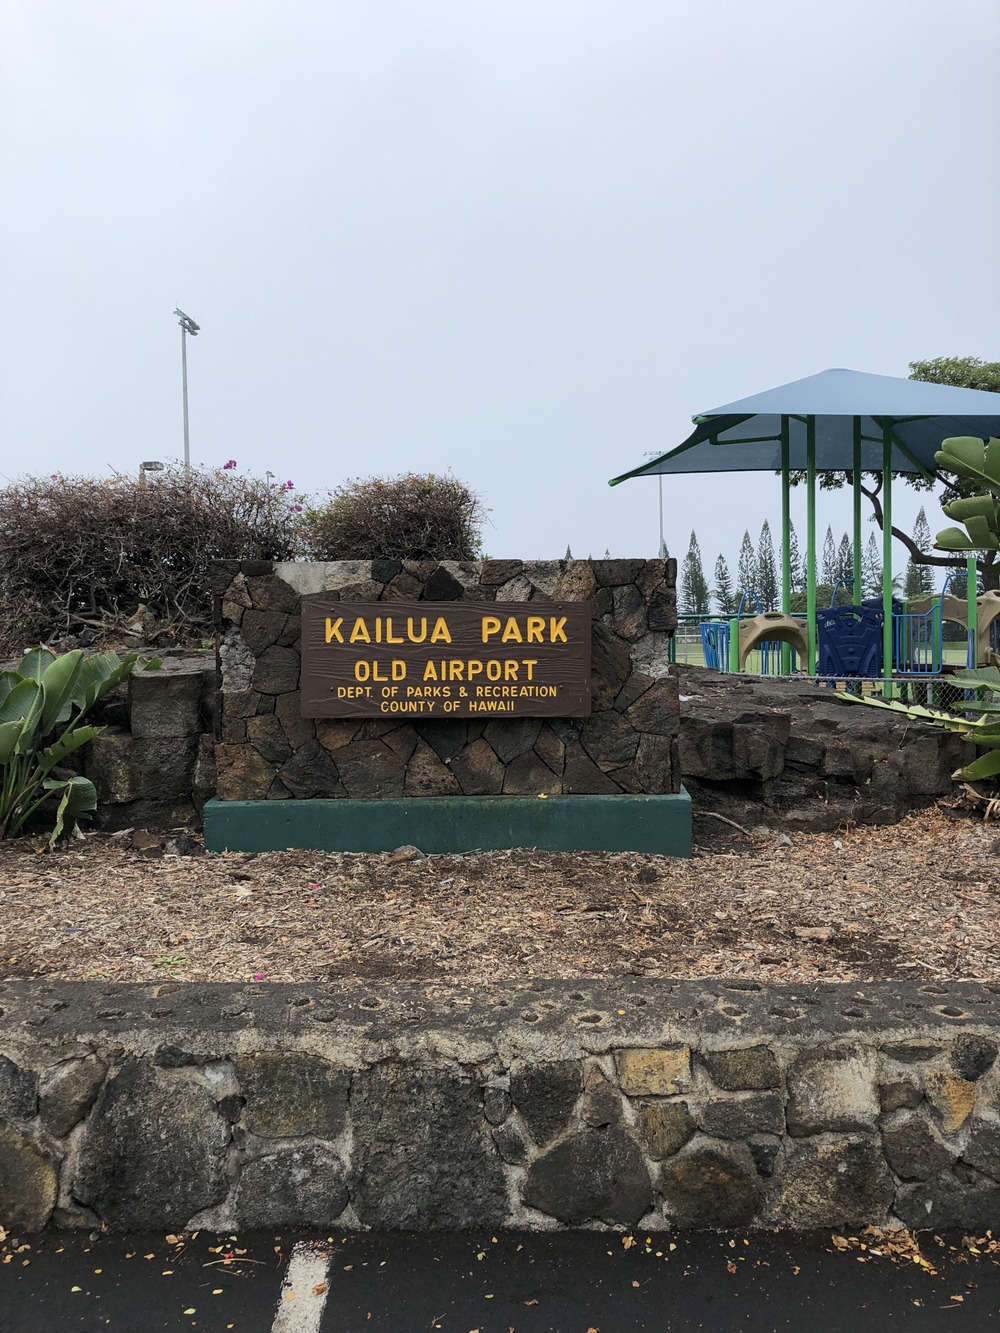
609;368;1000;484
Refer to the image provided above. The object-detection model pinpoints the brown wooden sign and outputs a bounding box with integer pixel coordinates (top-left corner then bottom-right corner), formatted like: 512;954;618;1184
300;601;592;719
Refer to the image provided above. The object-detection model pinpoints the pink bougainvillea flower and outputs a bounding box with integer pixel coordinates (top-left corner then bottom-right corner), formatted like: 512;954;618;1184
252;971;264;981
223;459;237;470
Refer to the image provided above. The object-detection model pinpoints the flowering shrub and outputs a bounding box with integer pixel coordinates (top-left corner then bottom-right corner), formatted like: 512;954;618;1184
296;472;486;561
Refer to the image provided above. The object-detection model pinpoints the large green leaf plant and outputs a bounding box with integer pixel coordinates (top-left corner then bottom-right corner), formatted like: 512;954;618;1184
841;435;1000;784
0;648;151;846
934;436;1000;553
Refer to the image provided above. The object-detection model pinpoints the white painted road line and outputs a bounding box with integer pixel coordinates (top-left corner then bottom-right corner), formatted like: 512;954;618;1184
271;1241;332;1333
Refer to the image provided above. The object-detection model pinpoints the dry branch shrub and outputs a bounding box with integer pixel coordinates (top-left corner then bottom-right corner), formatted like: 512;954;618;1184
297;472;485;561
0;469;298;652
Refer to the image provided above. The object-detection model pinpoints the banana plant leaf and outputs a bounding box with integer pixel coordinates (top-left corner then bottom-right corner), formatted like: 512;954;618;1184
949;668;1000;689
935;437;1000;492
70;651;139;711
839;694;972;731
39;726;100;771
45;776;97;847
944;495;1000;523
0;673;19;708
39;651;85;734
959;749;1000;782
17;648;56;685
935;526;981;551
961;515;1000;550
0;720;22;766
0;679;38;726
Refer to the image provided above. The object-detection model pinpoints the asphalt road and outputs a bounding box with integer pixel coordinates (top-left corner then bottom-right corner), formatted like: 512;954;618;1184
1;1227;998;1332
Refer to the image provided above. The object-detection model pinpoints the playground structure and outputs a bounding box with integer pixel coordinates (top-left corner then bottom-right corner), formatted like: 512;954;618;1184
611;368;1000;693
694;576;1000;682
907;587;1000;668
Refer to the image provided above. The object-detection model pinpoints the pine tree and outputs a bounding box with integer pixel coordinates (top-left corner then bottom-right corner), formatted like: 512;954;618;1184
863;531;882;598
737;530;756;599
713;554;736;615
659;538;669;559
821;525;838;586
782;520;802;594
903;555;922;598
564;545;573;560
680;531;711;615
756;521;778;610
948;564;968;599
904;508;936;599
837;533;854;586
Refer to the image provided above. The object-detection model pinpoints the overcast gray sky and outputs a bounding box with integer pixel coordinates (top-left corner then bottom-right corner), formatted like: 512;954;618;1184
2;0;997;581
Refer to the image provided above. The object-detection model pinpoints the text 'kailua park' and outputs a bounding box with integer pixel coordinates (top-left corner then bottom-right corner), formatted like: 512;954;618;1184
300;602;592;718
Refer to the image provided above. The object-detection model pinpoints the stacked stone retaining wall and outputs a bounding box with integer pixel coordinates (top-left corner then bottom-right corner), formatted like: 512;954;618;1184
72;615;967;833
82;653;217;831
2;980;1000;1233
678;668;966;831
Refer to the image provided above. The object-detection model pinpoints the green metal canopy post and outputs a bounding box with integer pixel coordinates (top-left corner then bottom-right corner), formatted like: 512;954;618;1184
967;554;978;668
852;417;863;602
806;416;817;674
882;423;894;696
780;415;791;673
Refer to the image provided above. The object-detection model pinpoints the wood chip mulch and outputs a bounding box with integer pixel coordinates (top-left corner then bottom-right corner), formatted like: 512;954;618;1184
0;806;996;987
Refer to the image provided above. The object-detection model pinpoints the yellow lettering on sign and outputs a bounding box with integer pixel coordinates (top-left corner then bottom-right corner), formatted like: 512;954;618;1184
526;616;545;644
523;659;538;680
481;616;501;643
423;661;438;681
504;660;519;681
550;616;567;643
407;617;428;643
349;618;371;644
325;617;344;643
430;617;452;644
501;617;523;643
466;659;483;680
385;619;404;645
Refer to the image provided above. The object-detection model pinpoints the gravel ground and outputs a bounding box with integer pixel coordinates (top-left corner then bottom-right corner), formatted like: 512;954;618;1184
0;803;996;986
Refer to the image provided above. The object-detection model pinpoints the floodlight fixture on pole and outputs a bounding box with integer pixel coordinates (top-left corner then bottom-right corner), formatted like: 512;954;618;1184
138;459;164;489
173;308;200;472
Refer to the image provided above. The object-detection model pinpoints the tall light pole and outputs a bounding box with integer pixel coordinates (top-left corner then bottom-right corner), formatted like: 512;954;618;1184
643;451;665;557
173;308;200;471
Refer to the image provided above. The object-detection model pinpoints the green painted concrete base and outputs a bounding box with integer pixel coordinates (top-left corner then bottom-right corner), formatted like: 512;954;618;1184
203;791;692;856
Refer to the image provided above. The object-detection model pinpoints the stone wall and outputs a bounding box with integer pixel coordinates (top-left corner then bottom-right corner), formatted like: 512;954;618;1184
2;980;1000;1233
678;668;966;831
82;654;217;831
211;559;680;801
73;647;966;835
